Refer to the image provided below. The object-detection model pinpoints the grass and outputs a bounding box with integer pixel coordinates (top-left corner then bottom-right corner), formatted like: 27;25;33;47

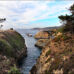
0;39;13;57
0;30;25;58
4;31;24;50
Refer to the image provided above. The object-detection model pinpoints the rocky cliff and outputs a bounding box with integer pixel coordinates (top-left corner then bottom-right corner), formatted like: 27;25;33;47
30;30;74;74
0;30;27;74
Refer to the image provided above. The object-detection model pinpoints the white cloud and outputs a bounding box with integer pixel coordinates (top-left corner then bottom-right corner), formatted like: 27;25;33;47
0;1;74;29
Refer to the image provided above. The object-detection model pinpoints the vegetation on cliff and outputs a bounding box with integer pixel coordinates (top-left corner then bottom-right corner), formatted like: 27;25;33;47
0;30;27;74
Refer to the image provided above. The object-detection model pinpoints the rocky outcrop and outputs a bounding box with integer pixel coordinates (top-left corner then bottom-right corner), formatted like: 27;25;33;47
35;39;49;48
34;31;50;39
30;32;74;74
34;31;51;49
0;30;27;74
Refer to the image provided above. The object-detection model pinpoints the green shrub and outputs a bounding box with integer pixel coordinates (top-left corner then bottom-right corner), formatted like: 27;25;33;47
8;66;20;74
56;27;65;34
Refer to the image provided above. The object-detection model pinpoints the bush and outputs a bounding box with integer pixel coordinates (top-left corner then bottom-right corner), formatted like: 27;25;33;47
8;66;20;74
56;27;65;34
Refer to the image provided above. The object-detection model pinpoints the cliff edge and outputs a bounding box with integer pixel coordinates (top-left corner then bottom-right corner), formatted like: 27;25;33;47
0;30;27;74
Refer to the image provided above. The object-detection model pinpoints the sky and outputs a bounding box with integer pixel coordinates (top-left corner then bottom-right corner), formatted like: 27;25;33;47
0;0;74;29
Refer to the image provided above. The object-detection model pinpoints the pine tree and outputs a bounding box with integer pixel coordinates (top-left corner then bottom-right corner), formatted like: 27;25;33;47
58;4;74;33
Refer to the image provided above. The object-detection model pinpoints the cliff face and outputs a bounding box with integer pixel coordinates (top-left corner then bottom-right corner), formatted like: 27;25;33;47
0;30;27;74
30;31;74;74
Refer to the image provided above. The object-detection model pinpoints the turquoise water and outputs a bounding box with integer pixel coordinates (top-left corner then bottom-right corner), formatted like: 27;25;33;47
17;29;41;74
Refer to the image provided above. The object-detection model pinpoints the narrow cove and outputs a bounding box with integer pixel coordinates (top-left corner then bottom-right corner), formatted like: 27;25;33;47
17;29;41;74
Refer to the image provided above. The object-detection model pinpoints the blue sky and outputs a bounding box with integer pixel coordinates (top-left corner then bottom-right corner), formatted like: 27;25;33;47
0;0;74;29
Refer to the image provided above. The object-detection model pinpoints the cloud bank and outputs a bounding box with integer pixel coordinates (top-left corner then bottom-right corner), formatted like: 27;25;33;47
0;1;74;29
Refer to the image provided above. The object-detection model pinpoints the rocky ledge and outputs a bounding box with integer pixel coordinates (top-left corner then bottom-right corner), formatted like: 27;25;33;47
0;30;27;74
